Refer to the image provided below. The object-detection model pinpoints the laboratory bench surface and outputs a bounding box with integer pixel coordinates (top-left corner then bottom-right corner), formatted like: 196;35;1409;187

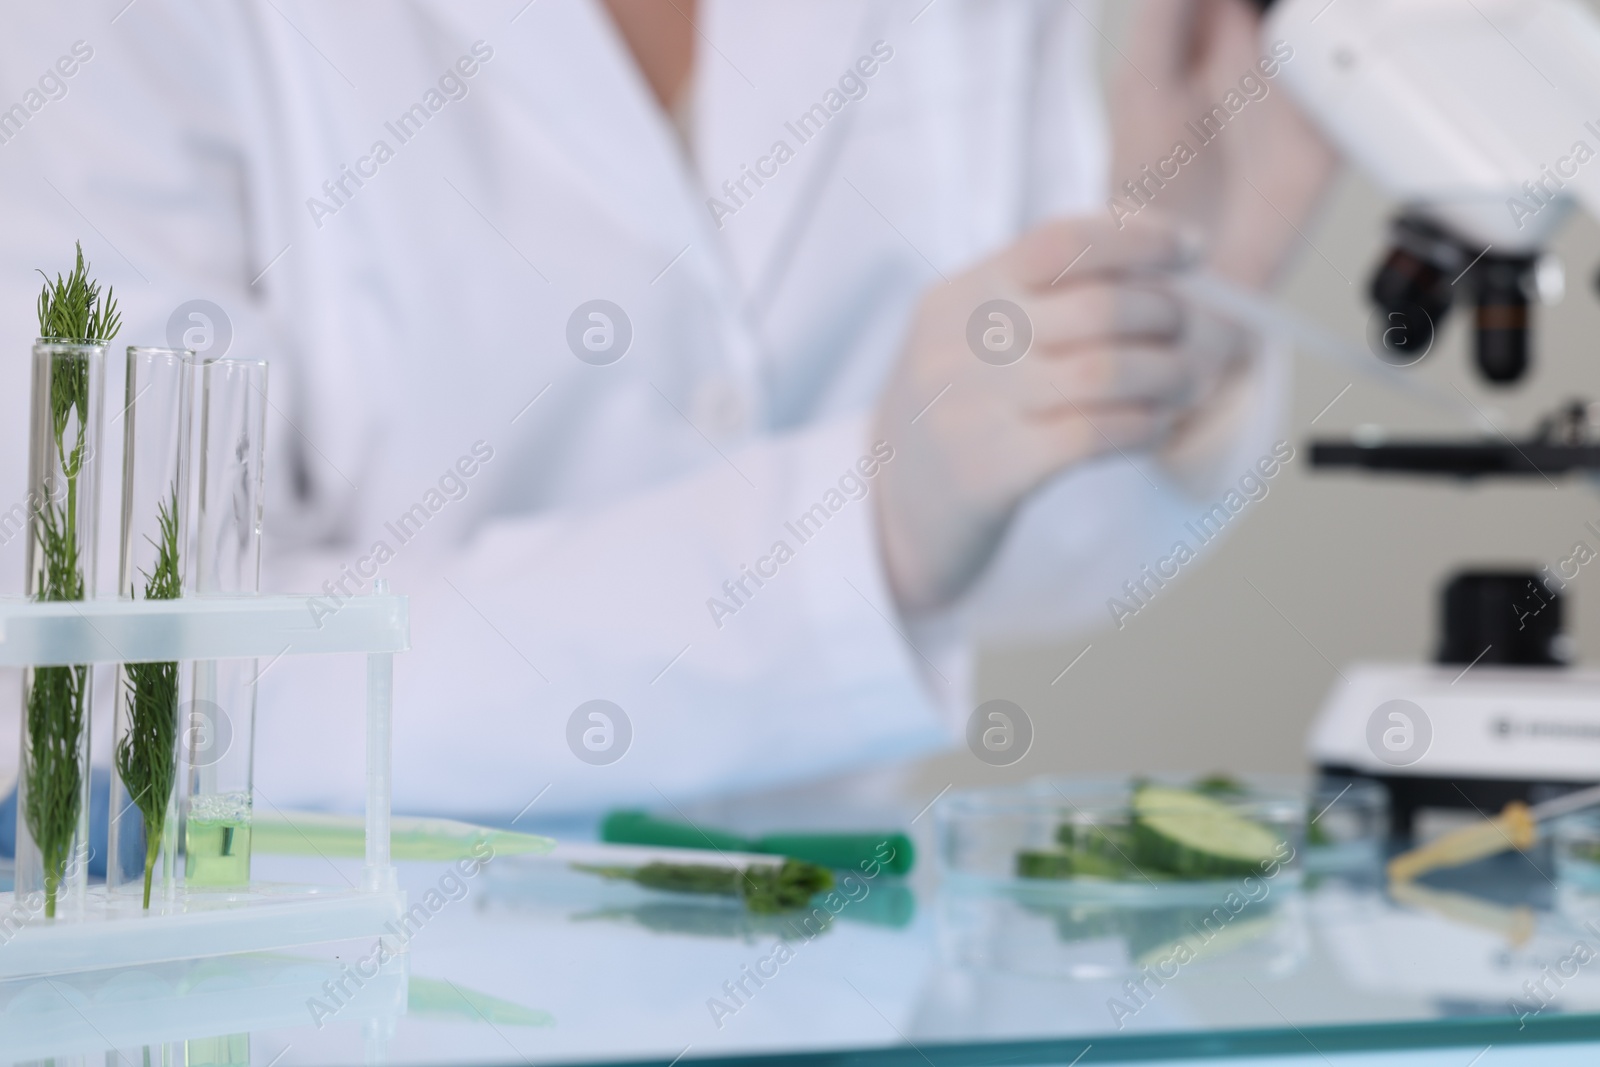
6;837;1600;1067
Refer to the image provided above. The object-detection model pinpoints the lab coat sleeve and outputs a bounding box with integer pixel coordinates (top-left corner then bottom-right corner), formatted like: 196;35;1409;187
256;413;958;818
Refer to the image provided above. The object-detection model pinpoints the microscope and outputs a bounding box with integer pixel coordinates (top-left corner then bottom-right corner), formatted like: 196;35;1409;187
1258;0;1600;835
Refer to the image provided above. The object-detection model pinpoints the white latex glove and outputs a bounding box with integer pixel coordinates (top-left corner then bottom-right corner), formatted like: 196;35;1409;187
1112;0;1337;292
1113;0;1339;491
873;216;1200;616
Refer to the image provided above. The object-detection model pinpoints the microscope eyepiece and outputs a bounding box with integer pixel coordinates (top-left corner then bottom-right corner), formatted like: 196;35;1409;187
1369;213;1537;384
1472;254;1537;384
1369;216;1466;365
1370;247;1448;364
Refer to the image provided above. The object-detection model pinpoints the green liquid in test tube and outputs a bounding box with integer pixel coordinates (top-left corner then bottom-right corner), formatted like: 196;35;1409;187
182;357;268;890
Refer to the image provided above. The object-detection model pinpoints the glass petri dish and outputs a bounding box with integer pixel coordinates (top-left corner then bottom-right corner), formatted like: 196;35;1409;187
1304;776;1390;874
936;774;1308;902
1554;810;1600;893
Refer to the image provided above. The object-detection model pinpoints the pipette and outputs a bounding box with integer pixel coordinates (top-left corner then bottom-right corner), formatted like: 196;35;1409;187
1387;782;1600;883
1170;272;1492;432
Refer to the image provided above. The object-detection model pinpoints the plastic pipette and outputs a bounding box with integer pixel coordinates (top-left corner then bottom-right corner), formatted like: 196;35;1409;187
1170;272;1491;432
1388;782;1600;883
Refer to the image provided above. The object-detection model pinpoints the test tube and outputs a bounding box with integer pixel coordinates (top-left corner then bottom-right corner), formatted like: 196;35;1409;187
182;357;267;889
108;347;193;907
16;340;107;919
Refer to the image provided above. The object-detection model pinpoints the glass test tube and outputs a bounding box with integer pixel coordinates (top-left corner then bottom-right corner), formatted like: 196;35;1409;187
16;340;107;919
183;358;267;889
108;348;193;906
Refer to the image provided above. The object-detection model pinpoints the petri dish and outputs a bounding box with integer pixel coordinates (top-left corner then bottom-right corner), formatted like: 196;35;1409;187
936;774;1308;902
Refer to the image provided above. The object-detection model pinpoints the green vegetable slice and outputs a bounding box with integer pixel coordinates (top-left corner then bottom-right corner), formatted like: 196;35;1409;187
1016;848;1136;881
1131;785;1284;879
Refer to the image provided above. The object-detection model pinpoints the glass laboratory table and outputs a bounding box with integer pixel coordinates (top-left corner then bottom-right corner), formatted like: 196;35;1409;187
5;832;1600;1066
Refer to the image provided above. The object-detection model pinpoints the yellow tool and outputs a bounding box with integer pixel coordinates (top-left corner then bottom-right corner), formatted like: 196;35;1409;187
1387;783;1600;883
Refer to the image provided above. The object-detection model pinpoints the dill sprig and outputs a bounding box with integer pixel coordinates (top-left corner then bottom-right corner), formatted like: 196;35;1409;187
115;488;182;908
37;242;120;344
25;242;116;917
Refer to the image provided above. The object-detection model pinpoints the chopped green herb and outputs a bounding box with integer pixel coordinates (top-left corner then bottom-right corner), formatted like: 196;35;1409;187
1192;773;1250;797
1571;841;1600;864
572;859;835;913
1017;848;1143;881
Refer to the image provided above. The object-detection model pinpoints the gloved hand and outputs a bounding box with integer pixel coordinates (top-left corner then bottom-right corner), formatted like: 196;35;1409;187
1112;0;1337;291
1112;0;1337;495
873;216;1200;615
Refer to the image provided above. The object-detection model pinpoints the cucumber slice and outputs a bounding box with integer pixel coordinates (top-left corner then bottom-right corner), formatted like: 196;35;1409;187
1016;848;1135;881
1131;785;1284;879
1056;821;1134;858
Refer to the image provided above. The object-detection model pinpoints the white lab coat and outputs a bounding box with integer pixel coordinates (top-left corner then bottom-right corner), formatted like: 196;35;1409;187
0;1;1282;817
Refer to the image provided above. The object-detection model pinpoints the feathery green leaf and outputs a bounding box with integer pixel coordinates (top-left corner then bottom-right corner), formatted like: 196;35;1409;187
24;242;118;917
114;487;183;907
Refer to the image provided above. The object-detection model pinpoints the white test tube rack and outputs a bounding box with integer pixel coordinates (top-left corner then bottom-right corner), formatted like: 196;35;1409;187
0;590;409;980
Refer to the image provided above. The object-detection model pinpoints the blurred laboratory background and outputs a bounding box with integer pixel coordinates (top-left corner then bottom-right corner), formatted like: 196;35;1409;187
915;0;1600;790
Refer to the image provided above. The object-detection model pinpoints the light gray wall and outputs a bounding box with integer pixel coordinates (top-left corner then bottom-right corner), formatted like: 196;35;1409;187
910;5;1600;794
